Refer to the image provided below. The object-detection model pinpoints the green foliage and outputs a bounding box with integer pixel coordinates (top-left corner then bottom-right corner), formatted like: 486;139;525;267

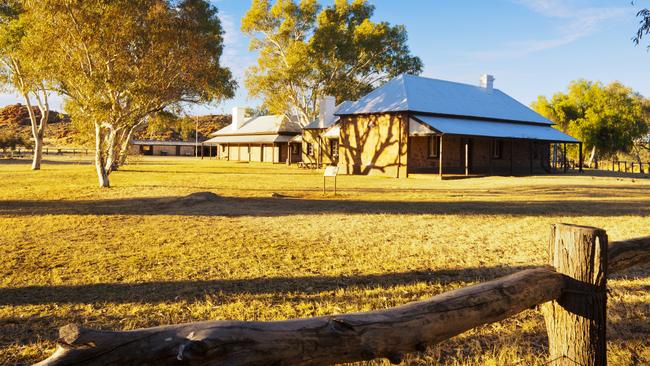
23;0;236;184
0;130;29;151
242;0;422;125
145;112;197;141
634;8;650;49
532;80;649;158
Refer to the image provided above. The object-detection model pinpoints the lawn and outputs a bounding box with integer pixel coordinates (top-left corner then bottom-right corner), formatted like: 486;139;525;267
0;156;649;365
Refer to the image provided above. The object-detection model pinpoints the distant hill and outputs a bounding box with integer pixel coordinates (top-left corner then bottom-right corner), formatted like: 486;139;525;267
0;103;232;147
0;104;77;146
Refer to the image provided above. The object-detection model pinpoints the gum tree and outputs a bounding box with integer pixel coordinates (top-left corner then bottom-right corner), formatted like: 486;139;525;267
26;0;235;187
532;80;649;166
0;0;50;170
242;0;422;126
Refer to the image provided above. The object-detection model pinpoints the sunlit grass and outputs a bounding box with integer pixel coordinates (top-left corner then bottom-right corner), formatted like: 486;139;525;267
0;156;648;365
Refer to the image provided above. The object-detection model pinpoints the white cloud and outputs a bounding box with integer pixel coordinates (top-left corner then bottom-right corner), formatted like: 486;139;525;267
473;1;627;60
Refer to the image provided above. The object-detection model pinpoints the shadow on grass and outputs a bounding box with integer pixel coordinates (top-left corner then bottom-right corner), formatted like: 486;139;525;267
1;192;649;217
0;158;91;165
0;265;537;306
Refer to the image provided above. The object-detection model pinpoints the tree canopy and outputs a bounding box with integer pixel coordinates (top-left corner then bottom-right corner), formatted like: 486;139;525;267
242;0;422;125
531;80;649;159
0;0;52;170
24;0;236;187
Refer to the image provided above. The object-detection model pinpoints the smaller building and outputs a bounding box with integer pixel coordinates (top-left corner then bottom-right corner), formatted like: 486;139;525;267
302;97;353;167
128;140;201;156
203;108;302;163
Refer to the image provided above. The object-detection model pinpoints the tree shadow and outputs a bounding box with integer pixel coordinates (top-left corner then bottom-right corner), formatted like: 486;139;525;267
1;191;649;217
0;265;537;306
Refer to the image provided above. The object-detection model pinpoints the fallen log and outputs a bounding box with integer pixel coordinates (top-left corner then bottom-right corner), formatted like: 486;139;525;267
608;236;650;274
35;268;565;366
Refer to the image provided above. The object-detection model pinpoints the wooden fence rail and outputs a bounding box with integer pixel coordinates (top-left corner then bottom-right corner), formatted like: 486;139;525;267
1;148;93;158
34;224;650;366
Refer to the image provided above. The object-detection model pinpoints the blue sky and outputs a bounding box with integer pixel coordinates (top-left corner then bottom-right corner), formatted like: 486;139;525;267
1;0;649;115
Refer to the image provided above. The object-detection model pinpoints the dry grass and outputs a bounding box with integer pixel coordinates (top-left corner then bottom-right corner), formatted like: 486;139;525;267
0;156;648;365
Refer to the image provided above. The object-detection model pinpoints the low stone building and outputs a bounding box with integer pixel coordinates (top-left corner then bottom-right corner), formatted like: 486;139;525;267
203;108;302;163
128;140;201;156
333;74;580;178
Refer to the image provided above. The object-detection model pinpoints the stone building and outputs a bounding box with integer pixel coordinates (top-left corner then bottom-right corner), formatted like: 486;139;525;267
128;140;200;156
333;74;580;178
203;108;302;164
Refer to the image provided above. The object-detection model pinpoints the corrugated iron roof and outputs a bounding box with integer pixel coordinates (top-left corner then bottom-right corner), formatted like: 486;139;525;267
336;74;553;125
304;101;355;129
413;115;578;142
130;140;201;146
211;115;302;136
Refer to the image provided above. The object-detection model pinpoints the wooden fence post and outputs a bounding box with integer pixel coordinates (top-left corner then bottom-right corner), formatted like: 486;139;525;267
542;224;607;366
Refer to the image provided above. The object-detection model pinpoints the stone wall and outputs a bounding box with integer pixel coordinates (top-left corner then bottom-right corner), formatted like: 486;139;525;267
339;113;408;178
302;129;337;166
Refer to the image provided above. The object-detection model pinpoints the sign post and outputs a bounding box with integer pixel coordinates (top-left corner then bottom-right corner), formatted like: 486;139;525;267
323;165;339;195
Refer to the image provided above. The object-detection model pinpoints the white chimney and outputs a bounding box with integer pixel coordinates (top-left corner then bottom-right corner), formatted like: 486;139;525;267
319;95;336;124
480;74;495;90
231;107;247;131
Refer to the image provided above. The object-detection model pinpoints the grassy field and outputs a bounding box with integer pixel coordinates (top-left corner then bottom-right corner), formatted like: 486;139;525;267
0;156;649;365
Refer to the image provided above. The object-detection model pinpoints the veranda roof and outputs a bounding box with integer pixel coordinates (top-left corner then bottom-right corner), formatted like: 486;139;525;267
412;115;578;143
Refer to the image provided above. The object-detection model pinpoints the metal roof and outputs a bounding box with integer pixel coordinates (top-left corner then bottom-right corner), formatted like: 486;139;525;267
203;135;295;145
413;115;578;143
336;74;553;125
304;101;355;129
211;115;302;136
131;140;201;146
322;125;340;139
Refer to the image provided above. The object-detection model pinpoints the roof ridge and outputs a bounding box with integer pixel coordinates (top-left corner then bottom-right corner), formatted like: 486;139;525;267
402;73;497;91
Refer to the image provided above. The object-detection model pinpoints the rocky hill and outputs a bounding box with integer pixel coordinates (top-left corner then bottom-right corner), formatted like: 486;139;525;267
0;104;76;147
0;103;232;147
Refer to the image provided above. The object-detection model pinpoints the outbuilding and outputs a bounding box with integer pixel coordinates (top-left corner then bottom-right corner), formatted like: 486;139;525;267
203;108;302;164
128;140;200;156
333;74;580;178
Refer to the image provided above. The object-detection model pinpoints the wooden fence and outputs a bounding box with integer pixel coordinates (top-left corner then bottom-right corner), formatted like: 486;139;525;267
34;224;650;366
1;148;93;158
590;159;650;176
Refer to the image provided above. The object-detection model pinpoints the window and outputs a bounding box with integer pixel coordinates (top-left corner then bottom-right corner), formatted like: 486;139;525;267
291;143;299;155
306;143;314;156
428;135;440;158
492;139;503;159
330;139;339;158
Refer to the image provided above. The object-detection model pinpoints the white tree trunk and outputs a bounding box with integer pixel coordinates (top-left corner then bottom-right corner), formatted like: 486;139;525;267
587;146;596;168
94;123;110;188
32;133;43;170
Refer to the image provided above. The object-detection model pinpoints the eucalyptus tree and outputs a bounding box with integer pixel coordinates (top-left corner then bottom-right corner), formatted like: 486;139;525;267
26;0;235;187
242;0;422;126
531;80;649;165
0;0;50;170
